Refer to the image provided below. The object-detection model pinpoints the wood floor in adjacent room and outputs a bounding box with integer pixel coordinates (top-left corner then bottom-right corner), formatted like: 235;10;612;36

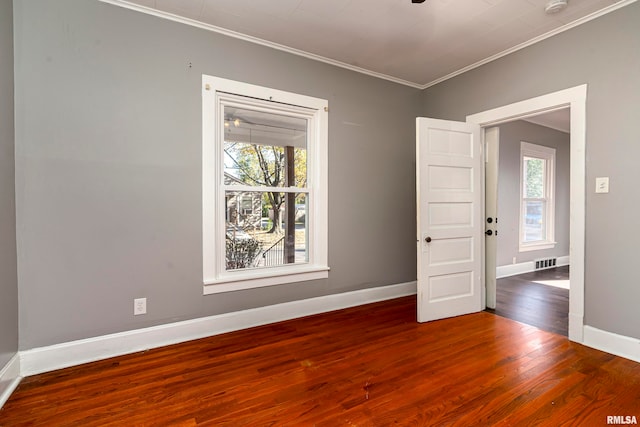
489;266;570;336
2;295;639;426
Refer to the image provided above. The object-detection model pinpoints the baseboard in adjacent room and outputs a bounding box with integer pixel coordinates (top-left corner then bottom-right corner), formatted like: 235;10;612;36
0;354;21;410
496;255;569;279
20;281;417;377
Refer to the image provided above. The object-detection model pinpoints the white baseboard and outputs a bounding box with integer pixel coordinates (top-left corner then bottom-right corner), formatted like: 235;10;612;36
11;282;640;407
20;281;417;377
0;354;21;410
496;262;533;279
496;255;569;279
583;325;640;364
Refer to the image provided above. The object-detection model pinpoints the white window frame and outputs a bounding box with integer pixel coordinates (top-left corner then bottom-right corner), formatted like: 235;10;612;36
519;141;556;252
202;75;329;295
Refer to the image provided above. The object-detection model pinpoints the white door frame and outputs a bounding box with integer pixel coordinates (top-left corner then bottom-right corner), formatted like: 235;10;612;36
466;84;587;344
483;126;500;310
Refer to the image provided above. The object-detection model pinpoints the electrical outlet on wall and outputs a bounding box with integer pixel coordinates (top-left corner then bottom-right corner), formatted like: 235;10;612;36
134;298;147;315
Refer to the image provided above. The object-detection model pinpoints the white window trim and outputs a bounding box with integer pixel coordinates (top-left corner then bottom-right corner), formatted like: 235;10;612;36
519;141;556;252
202;75;329;295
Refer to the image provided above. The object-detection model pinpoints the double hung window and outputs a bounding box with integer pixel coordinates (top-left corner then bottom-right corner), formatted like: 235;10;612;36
519;142;556;251
202;76;328;294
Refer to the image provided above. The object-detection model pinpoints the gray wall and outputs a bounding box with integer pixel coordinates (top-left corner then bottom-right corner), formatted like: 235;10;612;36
496;120;570;267
0;0;19;368
13;0;421;349
422;2;640;339
12;0;639;351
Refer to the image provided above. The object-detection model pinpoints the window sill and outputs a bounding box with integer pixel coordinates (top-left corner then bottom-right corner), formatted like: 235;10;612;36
203;266;330;295
519;242;556;252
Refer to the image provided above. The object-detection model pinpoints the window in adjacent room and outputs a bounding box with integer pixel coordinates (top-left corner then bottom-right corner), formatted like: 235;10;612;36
519;141;556;251
202;75;329;294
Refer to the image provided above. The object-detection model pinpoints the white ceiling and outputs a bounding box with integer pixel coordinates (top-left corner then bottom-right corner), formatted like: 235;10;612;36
523;108;571;133
107;0;633;88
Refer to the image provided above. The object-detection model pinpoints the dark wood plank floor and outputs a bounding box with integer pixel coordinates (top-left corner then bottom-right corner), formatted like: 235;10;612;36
2;295;639;426
488;266;569;336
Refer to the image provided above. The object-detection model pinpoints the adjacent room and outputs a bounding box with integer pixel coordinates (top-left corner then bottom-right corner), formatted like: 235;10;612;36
488;112;572;336
2;0;640;424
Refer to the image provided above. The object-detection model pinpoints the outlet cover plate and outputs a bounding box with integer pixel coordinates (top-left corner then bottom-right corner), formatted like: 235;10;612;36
134;298;147;315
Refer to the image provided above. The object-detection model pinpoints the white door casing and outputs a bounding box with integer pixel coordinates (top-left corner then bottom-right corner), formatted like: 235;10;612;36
466;84;586;343
416;118;483;322
484;127;500;310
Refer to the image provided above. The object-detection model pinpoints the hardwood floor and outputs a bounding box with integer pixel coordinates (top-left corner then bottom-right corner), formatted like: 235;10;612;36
488;266;570;336
2;295;639;426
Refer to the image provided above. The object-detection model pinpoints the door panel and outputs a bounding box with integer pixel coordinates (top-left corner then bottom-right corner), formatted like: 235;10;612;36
428;238;474;266
429;166;473;191
428;202;473;228
429;272;473;301
417;118;482;322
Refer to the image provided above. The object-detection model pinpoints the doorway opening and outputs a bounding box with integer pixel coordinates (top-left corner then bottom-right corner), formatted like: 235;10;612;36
486;110;571;336
466;85;586;343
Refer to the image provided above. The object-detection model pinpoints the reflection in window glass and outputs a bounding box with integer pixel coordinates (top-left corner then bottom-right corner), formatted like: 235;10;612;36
523;200;545;242
223;106;307;188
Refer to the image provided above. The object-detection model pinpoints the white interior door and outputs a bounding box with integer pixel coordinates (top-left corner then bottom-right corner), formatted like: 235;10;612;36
416;118;482;322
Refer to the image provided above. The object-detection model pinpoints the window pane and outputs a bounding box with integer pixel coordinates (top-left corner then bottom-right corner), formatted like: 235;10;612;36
225;191;308;271
523;200;546;242
223;106;307;188
523;157;545;198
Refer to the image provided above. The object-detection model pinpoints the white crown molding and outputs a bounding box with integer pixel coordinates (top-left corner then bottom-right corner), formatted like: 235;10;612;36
98;0;423;89
20;281;417;377
420;0;638;89
100;0;637;90
0;354;21;410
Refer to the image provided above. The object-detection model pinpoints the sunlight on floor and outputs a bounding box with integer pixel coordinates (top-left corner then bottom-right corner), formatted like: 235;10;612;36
532;279;570;290
527;338;544;351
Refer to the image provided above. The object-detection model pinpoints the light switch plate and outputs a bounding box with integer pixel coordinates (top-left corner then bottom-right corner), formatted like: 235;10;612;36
595;177;609;193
